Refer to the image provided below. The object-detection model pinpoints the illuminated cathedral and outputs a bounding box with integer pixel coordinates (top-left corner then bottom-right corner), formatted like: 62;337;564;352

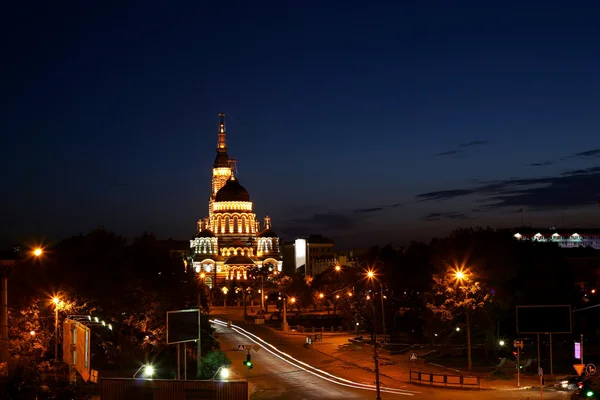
189;113;282;289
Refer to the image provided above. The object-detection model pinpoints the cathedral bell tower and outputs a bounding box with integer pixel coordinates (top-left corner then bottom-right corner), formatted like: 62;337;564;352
210;113;233;217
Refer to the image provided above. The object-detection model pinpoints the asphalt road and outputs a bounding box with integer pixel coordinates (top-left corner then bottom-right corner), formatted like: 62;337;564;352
213;322;418;399
211;309;572;400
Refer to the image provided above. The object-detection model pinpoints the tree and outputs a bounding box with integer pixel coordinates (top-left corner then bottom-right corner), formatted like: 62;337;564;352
426;264;491;371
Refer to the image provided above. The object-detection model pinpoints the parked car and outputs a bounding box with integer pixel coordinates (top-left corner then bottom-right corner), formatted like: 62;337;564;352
558;376;584;391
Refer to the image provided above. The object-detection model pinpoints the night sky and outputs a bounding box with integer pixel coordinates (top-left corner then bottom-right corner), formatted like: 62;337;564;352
3;0;600;249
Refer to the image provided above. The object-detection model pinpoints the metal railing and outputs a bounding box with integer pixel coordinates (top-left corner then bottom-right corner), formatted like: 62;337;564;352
409;370;480;388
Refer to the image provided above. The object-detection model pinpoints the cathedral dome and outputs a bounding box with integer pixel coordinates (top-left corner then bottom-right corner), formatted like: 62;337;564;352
215;178;250;202
258;228;278;238
194;228;215;238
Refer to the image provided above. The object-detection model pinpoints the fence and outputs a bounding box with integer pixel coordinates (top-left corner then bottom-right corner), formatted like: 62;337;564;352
100;378;249;400
409;370;480;389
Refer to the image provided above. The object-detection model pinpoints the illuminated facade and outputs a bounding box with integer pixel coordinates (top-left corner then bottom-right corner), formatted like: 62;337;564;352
512;228;600;250
190;114;282;289
282;234;335;279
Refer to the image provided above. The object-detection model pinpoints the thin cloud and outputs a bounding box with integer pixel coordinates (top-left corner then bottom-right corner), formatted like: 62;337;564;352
529;148;600;167
433;139;489;157
572;149;600;159
354;207;384;213
528;161;554;167
415;166;600;210
459;140;489;148
420;212;470;222
434;150;460;157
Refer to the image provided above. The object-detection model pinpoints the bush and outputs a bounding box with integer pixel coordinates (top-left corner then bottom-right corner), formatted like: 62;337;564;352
198;350;231;379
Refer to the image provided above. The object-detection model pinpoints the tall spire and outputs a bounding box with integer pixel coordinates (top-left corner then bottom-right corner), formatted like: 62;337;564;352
218;112;227;150
228;156;237;180
213;112;229;168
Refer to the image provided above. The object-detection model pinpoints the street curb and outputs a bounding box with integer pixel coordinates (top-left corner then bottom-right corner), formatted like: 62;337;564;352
262;325;353;337
407;381;493;391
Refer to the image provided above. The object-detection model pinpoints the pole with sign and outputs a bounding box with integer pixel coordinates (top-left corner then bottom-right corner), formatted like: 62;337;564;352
514;340;524;387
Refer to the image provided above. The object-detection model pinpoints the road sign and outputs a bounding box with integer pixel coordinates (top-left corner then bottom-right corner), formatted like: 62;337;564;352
513;340;524;349
586;364;597;376
574;364;586;376
409;353;417;361
538;367;543;376
246;344;254;351
237;344;245;351
253;345;261;353
575;342;581;359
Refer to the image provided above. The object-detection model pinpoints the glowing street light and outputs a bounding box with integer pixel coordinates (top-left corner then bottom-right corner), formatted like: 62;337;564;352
29;330;35;336
318;293;324;299
52;297;59;305
290;297;296;303
32;248;43;257
335;265;341;272
220;367;230;379
367;270;375;279
454;269;466;281
199;272;206;279
499;340;505;346
143;365;154;378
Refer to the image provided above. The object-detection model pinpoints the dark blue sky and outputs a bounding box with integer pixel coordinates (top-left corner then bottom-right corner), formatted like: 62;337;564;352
2;0;600;248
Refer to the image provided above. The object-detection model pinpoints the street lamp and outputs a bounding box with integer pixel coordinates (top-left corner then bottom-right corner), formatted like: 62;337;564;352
365;269;382;400
453;267;472;372
335;265;341;272
366;270;386;344
1;247;43;370
212;366;230;380
52;296;62;368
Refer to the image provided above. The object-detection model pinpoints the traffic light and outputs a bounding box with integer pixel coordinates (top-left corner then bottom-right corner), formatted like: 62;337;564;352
586;390;594;398
243;354;253;370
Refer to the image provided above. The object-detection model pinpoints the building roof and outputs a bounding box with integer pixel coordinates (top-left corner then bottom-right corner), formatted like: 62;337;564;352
510;227;600;236
214;151;229;168
258;228;278;238
225;255;255;265
215;178;250;202
193;229;216;238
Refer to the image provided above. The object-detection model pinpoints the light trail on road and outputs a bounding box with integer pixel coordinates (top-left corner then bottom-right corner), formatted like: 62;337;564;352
211;319;419;397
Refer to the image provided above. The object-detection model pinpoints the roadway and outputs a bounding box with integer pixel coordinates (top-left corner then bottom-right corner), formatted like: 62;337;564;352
212;321;417;399
210;308;571;400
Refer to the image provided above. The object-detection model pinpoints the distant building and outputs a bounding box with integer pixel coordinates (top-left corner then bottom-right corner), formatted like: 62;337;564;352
156;239;190;260
512;228;600;250
188;114;282;289
282;234;335;279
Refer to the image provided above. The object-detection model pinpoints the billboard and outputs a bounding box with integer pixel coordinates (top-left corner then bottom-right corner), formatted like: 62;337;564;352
516;305;572;334
166;309;200;344
63;319;91;382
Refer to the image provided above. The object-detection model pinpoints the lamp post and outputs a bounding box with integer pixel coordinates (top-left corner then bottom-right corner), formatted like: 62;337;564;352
1;247;43;372
454;268;472;372
53;297;60;366
366;270;382;400
367;270;386;344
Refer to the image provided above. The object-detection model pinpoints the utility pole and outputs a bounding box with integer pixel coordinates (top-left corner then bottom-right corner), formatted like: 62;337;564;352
379;282;386;343
260;275;265;314
581;333;584;366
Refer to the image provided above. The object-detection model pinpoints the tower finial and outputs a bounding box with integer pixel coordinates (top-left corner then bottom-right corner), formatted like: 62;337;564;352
264;216;271;230
217;112;227;150
228;156;237;180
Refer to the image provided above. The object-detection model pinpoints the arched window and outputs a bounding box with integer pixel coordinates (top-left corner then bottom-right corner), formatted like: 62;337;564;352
204;276;213;289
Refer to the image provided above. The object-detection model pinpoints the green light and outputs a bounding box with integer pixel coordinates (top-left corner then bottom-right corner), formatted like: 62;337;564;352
587;390;594;397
